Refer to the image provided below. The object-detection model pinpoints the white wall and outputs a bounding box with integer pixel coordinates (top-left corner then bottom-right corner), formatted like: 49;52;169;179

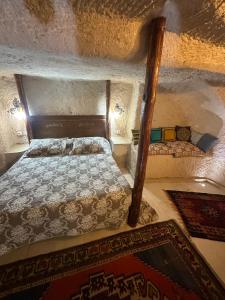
110;82;133;137
153;81;224;136
22;76;107;116
0;76;27;171
205;86;225;186
127;80;225;186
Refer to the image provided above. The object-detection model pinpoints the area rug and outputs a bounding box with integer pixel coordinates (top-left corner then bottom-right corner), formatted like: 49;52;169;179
167;190;225;242
0;220;224;300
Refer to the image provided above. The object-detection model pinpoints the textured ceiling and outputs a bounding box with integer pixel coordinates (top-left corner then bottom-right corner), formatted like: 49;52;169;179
0;0;224;82
70;0;225;46
69;0;164;19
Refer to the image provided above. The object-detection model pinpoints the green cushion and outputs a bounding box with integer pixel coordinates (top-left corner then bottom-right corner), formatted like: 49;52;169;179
150;128;162;143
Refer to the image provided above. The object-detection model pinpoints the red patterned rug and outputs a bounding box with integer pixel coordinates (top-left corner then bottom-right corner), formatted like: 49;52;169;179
167;190;225;242
0;220;224;300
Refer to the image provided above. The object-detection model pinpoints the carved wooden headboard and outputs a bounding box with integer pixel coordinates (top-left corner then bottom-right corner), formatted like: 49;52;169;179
29;115;108;139
15;74;111;141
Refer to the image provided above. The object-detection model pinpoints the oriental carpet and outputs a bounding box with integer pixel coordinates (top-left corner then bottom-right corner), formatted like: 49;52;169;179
0;220;224;299
167;190;225;242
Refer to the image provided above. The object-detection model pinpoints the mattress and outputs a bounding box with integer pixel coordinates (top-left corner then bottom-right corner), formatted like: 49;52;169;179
0;153;157;255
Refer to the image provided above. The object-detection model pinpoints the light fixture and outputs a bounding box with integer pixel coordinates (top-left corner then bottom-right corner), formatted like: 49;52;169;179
8;98;26;120
111;103;125;119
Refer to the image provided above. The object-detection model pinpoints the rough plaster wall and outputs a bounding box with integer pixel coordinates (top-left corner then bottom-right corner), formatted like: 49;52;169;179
205;86;225;186
126;80;225;185
23;76;106;115
149;81;225;185
110;82;133;137
126;82;143;140
153;82;224;135
0;77;27;170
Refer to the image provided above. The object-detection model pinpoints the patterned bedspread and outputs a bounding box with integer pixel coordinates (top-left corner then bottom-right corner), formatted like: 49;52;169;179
0;154;157;255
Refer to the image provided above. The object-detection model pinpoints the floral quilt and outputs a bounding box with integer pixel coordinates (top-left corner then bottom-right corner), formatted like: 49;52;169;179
0;154;157;255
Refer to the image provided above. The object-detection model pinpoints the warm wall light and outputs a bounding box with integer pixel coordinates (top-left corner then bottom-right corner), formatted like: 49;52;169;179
8;98;26;120
110;103;125;119
14;109;26;120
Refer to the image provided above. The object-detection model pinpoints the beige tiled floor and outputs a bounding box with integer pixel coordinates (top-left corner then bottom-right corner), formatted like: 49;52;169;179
1;176;225;285
142;178;225;285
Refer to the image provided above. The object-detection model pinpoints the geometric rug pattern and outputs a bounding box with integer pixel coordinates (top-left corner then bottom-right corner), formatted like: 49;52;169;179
167;190;225;242
0;220;224;299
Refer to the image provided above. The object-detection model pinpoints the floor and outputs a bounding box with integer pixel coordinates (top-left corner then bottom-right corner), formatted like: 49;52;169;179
1;176;225;285
142;177;225;285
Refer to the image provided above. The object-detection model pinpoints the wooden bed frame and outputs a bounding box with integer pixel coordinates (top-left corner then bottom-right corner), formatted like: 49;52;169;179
15;17;166;228
28;115;108;139
15;77;111;142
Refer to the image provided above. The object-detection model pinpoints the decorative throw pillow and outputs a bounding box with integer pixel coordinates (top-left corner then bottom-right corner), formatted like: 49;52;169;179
175;126;191;142
150;128;162;143
197;133;218;152
26;138;67;157
70;137;112;155
191;130;204;146
162;127;176;142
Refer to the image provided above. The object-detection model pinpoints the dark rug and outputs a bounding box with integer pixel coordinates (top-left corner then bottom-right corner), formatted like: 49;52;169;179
167;190;225;242
0;220;224;300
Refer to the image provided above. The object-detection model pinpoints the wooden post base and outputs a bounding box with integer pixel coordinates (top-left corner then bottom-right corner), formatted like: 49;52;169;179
128;203;140;227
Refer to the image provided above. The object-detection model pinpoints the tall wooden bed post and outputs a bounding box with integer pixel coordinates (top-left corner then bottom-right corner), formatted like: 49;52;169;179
128;17;166;227
106;80;111;140
14;74;33;143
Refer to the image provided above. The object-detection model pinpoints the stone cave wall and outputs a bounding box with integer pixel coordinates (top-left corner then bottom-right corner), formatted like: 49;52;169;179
0;76;27;171
22;76;107;116
154;81;225;186
206;86;225;186
127;80;225;186
110;82;133;137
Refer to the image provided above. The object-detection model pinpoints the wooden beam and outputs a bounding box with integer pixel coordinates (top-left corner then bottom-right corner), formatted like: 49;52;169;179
106;80;111;140
14;74;33;142
128;17;166;227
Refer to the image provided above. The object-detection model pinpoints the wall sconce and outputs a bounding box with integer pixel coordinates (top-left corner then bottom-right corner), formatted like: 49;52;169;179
111;103;125;119
8;98;26;120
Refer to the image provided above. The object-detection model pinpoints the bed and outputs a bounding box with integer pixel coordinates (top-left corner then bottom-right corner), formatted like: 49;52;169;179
0;116;158;255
